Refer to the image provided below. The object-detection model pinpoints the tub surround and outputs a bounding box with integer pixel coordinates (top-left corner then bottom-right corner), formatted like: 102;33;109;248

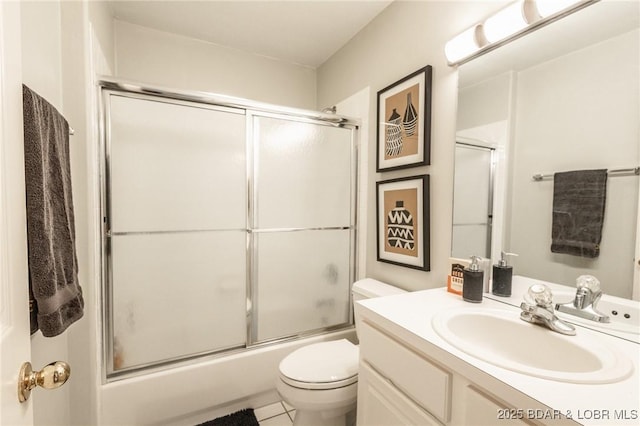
356;287;639;425
99;329;355;426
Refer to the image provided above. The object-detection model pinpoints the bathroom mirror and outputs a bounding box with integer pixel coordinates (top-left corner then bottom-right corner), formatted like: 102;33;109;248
453;0;640;300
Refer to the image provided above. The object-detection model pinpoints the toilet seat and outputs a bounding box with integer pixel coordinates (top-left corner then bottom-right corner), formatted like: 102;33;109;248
280;373;357;390
279;339;359;390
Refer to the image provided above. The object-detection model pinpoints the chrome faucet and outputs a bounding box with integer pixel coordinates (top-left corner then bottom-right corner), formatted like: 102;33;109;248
520;284;576;335
556;275;610;323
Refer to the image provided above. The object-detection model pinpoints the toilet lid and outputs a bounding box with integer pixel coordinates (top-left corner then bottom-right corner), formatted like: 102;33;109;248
279;339;359;389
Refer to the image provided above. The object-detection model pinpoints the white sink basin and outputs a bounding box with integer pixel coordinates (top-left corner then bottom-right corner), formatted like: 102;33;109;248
432;308;633;384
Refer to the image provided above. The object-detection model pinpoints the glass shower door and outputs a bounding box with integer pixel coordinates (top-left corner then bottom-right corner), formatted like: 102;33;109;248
452;143;494;259
251;115;355;342
106;94;248;373
102;85;358;378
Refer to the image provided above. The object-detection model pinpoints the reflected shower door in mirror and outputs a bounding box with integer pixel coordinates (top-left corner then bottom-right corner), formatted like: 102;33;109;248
452;143;494;260
453;0;640;300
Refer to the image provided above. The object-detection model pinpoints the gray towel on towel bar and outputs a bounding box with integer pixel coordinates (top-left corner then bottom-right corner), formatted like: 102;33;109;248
551;169;607;258
22;84;84;337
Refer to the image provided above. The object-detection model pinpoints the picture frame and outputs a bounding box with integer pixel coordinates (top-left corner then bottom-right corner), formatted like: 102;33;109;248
376;175;430;271
376;65;432;172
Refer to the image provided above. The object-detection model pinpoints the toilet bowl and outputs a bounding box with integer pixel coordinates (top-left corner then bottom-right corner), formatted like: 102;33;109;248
277;339;359;426
276;279;406;426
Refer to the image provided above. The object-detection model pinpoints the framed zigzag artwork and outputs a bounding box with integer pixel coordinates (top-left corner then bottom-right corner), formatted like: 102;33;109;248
376;175;430;271
376;65;432;172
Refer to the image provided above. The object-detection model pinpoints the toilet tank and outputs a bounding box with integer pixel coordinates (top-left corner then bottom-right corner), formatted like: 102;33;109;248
352;278;406;301
352;278;406;336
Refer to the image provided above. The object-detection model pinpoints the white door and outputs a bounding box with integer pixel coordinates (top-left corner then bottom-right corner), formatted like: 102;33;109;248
0;1;34;424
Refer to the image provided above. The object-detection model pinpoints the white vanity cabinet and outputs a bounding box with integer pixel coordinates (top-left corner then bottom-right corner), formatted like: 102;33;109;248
357;320;551;426
358;322;451;425
358;363;442;426
356;288;639;426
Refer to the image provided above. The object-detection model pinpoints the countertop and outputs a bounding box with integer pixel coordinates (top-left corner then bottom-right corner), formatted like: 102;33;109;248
356;287;640;425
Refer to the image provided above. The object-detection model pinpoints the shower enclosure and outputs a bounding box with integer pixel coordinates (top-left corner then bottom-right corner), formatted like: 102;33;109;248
99;80;358;378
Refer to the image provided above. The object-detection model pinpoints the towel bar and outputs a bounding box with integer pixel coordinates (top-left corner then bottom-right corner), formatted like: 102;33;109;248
532;167;640;181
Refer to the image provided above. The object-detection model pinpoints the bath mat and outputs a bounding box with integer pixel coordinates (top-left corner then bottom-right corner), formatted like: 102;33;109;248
196;408;259;426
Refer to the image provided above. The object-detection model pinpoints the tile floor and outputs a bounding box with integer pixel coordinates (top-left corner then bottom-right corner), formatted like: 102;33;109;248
255;401;295;425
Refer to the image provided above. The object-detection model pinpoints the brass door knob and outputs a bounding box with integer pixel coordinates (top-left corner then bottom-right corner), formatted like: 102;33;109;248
18;361;70;403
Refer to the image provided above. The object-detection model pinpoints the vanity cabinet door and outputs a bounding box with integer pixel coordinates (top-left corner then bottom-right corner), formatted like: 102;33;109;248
462;385;534;426
359;322;451;422
358;363;443;426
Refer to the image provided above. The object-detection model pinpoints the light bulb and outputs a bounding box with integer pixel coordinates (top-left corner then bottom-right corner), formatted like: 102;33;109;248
535;0;584;17
483;0;528;43
444;25;483;63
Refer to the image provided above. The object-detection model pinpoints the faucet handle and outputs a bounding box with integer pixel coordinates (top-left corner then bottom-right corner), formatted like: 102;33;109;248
576;275;601;293
525;284;554;308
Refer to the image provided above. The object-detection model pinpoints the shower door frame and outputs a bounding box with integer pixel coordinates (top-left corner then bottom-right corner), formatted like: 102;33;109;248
98;78;359;381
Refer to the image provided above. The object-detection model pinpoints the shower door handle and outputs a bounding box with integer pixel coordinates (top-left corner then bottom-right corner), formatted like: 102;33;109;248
18;361;71;402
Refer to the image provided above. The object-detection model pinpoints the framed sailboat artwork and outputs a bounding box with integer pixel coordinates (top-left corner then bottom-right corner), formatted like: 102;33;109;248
376;175;430;271
376;65;432;171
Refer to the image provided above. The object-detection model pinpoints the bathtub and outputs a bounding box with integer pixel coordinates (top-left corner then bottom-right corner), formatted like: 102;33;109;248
99;329;355;425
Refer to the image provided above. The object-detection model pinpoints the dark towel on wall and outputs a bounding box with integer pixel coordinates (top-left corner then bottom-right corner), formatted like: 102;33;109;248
551;169;607;258
22;85;84;337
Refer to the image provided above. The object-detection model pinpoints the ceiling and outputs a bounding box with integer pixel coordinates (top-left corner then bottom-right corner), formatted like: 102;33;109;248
109;0;394;69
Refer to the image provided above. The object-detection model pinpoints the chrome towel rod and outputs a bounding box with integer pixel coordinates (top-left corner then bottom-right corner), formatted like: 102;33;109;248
532;167;640;181
69;127;75;135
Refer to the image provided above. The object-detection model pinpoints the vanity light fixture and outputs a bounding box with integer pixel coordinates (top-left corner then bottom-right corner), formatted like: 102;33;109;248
483;0;531;43
445;0;599;66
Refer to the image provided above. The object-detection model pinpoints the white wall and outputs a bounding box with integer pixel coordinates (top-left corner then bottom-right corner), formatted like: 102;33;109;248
336;87;371;279
114;20;317;110
88;0;116;76
61;1;114;424
457;73;512;132
509;29;639;298
317;1;507;291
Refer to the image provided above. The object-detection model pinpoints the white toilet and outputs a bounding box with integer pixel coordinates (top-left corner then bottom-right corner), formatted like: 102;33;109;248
276;278;406;426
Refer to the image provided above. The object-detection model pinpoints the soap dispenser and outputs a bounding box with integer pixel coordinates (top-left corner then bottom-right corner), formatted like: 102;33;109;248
491;252;518;297
462;256;484;303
